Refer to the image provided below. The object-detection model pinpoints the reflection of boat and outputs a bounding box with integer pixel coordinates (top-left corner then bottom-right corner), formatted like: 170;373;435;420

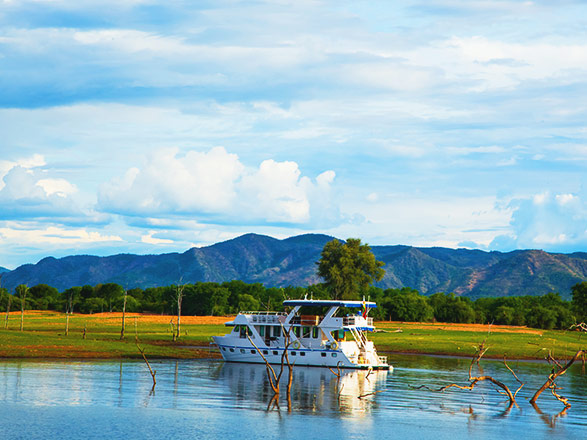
217;361;388;414
213;299;390;370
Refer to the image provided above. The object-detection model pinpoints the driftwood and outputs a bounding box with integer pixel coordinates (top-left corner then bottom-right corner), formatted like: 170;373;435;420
431;343;520;408
136;343;157;393
530;350;586;408
569;322;587;332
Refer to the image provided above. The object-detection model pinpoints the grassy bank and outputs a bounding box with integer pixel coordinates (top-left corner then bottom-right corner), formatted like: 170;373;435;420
0;311;584;360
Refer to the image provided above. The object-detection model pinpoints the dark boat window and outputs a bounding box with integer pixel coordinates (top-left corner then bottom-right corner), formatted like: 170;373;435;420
312;327;319;338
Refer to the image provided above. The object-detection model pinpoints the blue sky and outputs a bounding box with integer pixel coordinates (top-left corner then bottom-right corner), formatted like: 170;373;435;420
1;0;586;269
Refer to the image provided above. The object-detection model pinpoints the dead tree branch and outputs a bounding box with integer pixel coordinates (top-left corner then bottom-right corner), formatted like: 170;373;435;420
530;349;586;408
136;342;157;393
436;342;518;407
569;322;587;332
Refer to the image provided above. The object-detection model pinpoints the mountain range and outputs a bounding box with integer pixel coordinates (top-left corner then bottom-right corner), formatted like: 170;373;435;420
1;233;586;299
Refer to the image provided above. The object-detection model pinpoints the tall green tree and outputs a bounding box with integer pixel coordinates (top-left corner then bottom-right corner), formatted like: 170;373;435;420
317;238;385;300
571;281;587;322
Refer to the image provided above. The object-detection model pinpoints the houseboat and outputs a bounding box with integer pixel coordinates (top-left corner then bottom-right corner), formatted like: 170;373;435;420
213;298;390;370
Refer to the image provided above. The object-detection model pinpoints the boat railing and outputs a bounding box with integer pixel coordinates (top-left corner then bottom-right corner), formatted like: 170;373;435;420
343;316;374;327
378;355;388;365
241;311;288;323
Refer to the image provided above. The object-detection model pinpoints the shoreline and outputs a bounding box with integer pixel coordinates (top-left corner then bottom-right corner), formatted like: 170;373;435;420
0;311;583;362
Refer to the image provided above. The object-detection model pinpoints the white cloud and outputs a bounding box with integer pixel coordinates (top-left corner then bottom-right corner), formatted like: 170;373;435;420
141;231;174;245
491;192;587;251
98;147;244;215
0;225;122;245
37;178;77;197
0;156;98;224
99;147;338;226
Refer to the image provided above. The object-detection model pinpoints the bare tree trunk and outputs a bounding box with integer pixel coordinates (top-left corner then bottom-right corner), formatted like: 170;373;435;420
65;292;73;336
4;295;11;329
175;283;184;341
120;290;127;340
17;285;28;332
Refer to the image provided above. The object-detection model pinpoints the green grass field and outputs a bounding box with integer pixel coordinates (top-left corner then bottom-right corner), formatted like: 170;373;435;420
0;311;584;361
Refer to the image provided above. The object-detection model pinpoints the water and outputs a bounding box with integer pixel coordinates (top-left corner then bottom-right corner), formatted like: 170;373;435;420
0;355;585;439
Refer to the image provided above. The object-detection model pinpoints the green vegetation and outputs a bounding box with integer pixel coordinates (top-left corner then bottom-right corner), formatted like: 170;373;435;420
0;311;583;360
1;280;585;331
372;322;585;360
0;311;220;359
317;238;385;300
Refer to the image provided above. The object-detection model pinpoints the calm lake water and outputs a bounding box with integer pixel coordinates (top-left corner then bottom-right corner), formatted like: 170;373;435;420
0;355;585;439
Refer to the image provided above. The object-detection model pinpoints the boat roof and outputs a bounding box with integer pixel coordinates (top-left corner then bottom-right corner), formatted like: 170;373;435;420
283;299;377;309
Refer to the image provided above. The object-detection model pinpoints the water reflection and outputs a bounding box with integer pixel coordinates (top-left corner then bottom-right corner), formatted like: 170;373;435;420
216;362;388;415
0;356;586;440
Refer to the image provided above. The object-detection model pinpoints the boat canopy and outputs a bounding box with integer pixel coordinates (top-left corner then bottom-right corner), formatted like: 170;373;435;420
283;299;377;309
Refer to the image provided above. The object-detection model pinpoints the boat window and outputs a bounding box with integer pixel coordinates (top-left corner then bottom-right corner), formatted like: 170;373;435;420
331;353;337;358
302;326;311;338
222;347;226;351
294;327;301;337
259;326;265;337
240;326;254;339
291;351;297;356
250;349;256;354
263;350;268;355
230;348;234;352
240;349;245;354
300;352;306;357
272;350;278;355
312;327;319;338
273;326;281;337
233;326;239;333
331;330;344;340
321;353;326;357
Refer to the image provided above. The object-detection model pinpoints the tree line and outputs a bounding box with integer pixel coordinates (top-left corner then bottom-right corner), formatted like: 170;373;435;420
1;279;585;330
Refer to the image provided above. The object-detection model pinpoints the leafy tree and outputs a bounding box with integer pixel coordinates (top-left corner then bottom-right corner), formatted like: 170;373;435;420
429;292;475;323
94;283;124;312
317;238;385;300
571;281;587;322
382;288;433;322
28;284;59;310
62;287;82;313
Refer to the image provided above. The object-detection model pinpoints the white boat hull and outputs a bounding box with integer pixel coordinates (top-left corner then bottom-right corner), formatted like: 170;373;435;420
214;337;391;370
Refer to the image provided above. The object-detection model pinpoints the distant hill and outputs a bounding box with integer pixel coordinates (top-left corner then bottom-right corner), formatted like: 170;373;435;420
2;233;586;298
0;266;9;274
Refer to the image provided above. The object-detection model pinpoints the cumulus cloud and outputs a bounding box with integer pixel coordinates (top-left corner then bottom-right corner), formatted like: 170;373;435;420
0;154;106;225
491;192;587;251
0;165;78;220
98;147;244;216
98;147;339;226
